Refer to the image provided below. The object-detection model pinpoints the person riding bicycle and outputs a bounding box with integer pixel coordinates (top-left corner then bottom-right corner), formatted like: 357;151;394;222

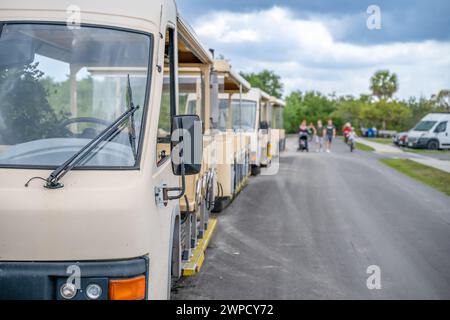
343;122;352;144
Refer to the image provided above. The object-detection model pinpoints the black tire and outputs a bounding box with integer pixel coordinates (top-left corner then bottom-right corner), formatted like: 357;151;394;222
427;140;439;150
251;165;261;176
205;171;215;211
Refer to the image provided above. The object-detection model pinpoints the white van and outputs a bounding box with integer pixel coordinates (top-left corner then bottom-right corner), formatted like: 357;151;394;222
407;113;450;150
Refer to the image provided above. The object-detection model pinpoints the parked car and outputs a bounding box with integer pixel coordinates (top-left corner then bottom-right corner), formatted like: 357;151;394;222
393;132;408;146
378;130;397;138
406;113;450;150
360;127;368;137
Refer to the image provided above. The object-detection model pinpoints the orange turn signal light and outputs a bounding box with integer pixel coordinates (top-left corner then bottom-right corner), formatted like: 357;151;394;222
108;275;146;300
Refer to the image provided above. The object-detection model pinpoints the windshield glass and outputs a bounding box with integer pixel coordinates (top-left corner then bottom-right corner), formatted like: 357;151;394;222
179;75;204;117
413;121;437;132
218;99;230;131
0;23;151;168
272;107;283;129
230;100;257;131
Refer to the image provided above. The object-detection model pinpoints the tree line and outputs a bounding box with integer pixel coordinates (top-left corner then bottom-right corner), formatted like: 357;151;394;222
241;70;450;134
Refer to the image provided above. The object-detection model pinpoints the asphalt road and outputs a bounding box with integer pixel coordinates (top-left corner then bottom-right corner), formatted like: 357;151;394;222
172;136;450;299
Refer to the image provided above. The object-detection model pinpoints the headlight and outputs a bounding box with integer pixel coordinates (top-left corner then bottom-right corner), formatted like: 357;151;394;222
86;283;103;300
60;283;77;300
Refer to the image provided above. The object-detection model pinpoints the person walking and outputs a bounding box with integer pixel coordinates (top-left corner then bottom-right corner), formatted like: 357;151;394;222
315;120;325;152
298;120;309;152
325;119;336;153
307;122;316;142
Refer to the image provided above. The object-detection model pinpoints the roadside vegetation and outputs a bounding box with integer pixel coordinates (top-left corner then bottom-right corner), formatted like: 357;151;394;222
380;159;450;195
242;69;449;135
356;142;375;152
283;71;449;134
240;70;284;99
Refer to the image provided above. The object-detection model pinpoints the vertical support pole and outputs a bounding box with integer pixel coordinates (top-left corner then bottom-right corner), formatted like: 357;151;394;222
227;93;232;130
69;65;79;132
239;84;243;182
239;84;243;129
196;76;202;117
202;65;211;132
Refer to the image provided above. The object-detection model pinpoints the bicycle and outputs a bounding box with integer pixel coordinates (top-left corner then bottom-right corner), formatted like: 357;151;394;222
348;138;355;152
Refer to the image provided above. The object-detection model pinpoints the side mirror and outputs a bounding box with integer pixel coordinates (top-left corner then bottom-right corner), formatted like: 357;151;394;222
171;115;203;176
260;121;269;130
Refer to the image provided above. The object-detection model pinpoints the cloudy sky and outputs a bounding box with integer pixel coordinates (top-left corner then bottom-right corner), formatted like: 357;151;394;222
177;0;450;99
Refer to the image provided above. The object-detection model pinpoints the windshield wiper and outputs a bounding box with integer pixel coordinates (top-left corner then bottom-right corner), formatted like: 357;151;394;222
126;74;138;161
43;104;139;189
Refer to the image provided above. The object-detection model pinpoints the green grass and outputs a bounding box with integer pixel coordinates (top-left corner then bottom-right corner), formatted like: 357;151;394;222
380;158;450;196
355;142;375;152
370;138;393;145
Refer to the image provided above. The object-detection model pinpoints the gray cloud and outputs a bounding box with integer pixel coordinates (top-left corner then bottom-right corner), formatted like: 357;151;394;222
178;0;450;44
186;5;450;99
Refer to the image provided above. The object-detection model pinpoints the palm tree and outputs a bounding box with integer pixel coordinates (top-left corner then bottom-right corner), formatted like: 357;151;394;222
370;70;398;101
431;89;450;111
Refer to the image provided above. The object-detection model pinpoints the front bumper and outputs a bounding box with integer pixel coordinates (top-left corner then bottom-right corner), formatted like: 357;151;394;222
0;257;148;300
407;137;429;148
